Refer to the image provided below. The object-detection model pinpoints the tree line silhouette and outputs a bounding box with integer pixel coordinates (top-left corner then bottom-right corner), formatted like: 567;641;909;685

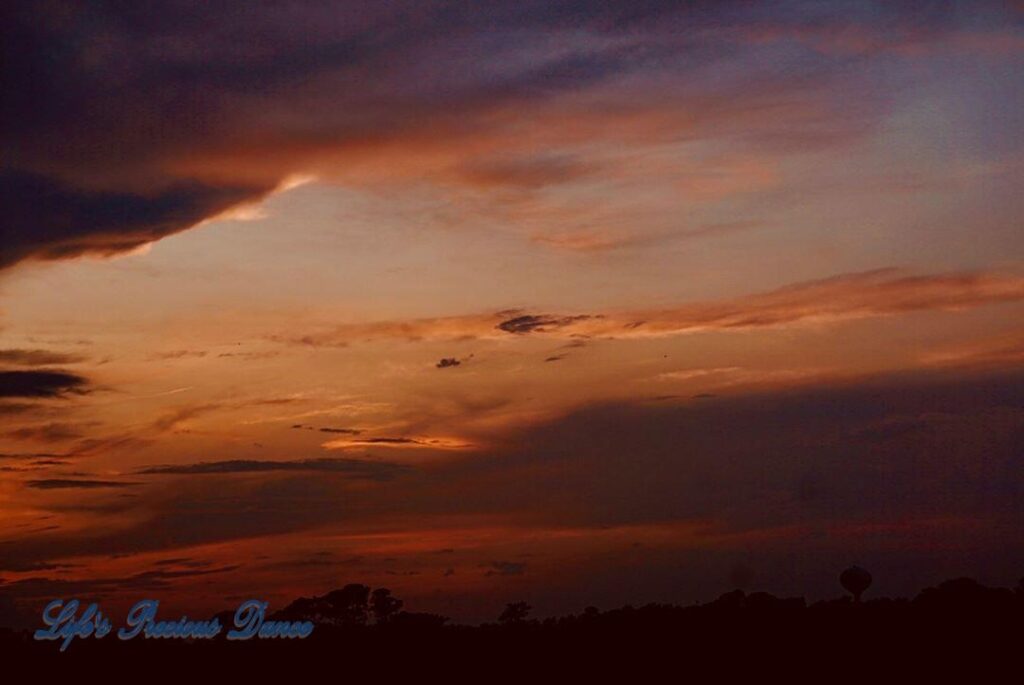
3;569;1022;677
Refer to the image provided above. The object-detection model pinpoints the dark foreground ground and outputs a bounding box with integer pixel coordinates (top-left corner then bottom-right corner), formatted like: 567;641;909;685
2;577;1021;679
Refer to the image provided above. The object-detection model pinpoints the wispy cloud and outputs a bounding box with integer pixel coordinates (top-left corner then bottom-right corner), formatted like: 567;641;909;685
321;436;473;451
0;349;87;366
25;479;138;490
275;268;1024;346
137;457;412;481
0;564;241;600
4;422;90;443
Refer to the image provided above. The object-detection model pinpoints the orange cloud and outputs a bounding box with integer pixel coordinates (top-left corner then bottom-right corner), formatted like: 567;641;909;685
274;268;1024;346
320;435;474;452
919;329;1024;369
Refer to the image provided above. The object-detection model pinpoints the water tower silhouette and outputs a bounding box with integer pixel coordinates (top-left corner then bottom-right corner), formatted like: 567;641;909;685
840;566;872;602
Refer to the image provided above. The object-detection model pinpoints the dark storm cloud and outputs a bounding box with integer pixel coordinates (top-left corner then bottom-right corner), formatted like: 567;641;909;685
318;427;362;435
437;357;462;369
137;457;410;481
0;171;273;269
0;0;719;269
0;349;87;366
0;370;89;398
6;0;998;271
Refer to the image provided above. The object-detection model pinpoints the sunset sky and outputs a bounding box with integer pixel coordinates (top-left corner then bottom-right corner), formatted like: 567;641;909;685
2;1;1024;623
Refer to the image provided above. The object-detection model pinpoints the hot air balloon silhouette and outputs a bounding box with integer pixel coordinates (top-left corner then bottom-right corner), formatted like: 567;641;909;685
840;566;872;602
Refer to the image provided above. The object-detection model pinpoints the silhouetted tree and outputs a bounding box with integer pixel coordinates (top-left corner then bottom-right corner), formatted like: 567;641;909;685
913;577;1015;612
498;601;532;624
325;583;371;625
390;611;449;629
272;582;371;626
370;588;403;624
7;570;1024;677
